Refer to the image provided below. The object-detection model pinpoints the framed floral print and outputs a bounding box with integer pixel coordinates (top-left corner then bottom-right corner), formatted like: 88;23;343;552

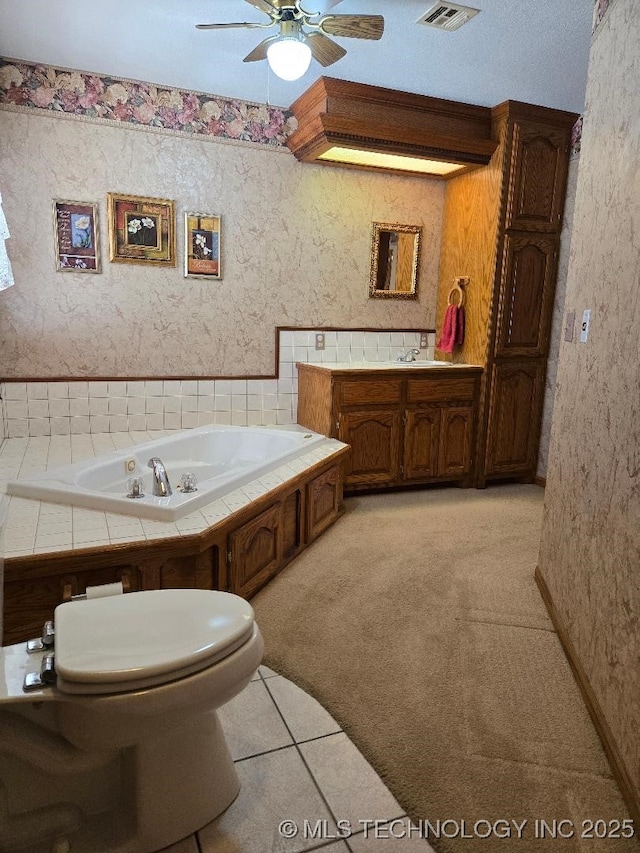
53;200;100;272
107;193;175;266
184;212;221;279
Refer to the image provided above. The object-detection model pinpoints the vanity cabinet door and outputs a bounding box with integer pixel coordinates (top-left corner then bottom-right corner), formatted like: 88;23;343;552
438;406;474;477
405;405;474;481
338;408;402;486
403;407;440;480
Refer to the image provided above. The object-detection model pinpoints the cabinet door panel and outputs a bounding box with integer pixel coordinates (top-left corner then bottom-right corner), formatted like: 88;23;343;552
307;465;342;541
439;407;474;477
404;408;440;480
495;234;558;357
339;409;401;486
229;504;283;599
485;361;545;476
506;121;570;232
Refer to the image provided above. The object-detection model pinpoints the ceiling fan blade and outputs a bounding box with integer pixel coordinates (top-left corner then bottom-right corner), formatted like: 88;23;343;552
196;21;275;30
319;14;384;40
243;36;280;62
304;31;347;67
243;0;278;13
299;0;344;12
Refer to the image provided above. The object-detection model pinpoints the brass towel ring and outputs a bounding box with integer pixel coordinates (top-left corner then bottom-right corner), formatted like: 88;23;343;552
447;276;468;307
447;285;465;307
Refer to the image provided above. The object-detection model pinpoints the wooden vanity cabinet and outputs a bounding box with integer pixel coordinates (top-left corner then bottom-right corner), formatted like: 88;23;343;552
296;364;481;492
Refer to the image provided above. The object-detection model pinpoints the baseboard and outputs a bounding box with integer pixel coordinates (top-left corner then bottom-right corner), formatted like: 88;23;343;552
535;566;640;826
534;475;546;487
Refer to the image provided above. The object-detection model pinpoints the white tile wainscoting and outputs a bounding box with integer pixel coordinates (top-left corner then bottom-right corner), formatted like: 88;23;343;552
0;329;436;439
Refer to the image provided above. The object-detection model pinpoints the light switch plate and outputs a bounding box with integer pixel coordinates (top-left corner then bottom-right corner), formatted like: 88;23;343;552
580;309;591;343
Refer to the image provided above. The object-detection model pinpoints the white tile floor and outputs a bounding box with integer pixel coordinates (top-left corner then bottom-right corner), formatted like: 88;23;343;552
161;667;436;853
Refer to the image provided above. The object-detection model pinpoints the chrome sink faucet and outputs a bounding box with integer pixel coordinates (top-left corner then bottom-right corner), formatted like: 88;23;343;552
147;457;172;497
397;349;421;363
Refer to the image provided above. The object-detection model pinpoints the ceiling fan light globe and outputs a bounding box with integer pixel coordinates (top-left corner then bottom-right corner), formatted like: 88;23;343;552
267;38;312;81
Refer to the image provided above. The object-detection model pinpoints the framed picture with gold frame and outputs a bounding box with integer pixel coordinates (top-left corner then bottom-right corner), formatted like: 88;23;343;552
184;212;222;279
107;193;175;266
52;200;100;272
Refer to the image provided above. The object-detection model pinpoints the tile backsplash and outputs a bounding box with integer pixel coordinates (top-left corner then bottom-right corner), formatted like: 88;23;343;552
0;328;435;439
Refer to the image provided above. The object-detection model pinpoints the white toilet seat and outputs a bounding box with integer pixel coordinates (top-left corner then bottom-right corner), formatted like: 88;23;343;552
54;589;256;695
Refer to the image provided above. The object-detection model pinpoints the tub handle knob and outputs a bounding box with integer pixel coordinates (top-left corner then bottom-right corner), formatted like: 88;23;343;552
126;477;145;499
179;472;198;493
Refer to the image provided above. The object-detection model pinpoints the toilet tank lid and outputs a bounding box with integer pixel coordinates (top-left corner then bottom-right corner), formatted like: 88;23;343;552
54;589;255;686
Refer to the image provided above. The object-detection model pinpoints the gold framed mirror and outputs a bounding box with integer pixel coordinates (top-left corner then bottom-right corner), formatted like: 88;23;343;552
369;222;422;299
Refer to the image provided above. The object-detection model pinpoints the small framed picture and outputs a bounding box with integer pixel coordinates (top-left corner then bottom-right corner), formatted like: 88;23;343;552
184;212;221;279
107;193;175;266
52;200;100;272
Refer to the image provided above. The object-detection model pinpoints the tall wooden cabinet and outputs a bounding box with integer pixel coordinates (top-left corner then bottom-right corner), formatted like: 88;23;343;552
436;101;578;485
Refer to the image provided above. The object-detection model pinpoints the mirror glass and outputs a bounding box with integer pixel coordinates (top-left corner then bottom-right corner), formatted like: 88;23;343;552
369;222;421;299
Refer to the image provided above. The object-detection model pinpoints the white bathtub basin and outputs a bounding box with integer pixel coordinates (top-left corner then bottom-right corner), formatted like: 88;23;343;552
5;425;327;521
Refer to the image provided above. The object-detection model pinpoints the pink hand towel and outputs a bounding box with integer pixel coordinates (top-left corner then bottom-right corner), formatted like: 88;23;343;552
437;304;458;353
455;305;465;345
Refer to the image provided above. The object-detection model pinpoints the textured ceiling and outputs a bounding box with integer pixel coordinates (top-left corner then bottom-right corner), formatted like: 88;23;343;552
0;0;594;113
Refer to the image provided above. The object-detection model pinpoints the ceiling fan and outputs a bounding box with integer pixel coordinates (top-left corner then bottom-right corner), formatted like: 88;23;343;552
196;0;385;81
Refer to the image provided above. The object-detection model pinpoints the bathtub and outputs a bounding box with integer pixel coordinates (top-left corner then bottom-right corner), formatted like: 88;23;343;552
5;425;327;521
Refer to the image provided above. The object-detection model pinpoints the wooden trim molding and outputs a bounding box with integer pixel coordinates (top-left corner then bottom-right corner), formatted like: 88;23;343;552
535;566;640;826
534;475;546;487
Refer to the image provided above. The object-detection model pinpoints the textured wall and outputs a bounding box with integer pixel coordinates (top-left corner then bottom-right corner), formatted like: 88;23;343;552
538;0;640;805
0;109;444;378
536;155;580;480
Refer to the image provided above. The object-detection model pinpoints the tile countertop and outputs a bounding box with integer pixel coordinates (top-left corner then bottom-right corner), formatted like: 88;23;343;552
0;429;346;560
296;361;483;371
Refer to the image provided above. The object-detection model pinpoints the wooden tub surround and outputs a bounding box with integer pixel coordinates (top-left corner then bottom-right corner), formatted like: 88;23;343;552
296;363;483;491
1;435;349;646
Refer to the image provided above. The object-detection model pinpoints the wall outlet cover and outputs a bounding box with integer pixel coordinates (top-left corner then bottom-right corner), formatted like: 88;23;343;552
315;333;325;351
419;332;429;348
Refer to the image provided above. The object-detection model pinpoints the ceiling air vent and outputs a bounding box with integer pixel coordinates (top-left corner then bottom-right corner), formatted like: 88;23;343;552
417;3;480;31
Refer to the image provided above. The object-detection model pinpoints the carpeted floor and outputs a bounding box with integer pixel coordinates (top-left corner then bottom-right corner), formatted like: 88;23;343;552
252;484;639;852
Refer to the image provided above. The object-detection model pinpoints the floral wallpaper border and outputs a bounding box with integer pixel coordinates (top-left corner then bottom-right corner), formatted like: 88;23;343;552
0;56;584;158
0;58;296;148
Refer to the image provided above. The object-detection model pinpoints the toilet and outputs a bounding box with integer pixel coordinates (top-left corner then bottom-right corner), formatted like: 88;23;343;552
0;587;264;853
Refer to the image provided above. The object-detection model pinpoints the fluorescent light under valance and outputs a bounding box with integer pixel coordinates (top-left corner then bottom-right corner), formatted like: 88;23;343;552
317;147;467;176
286;77;498;178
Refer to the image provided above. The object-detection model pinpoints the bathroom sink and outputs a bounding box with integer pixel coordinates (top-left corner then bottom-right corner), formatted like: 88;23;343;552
382;360;453;367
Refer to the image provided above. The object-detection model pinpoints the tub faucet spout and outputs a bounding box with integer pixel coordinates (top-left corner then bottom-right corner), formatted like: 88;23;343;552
147;457;172;497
